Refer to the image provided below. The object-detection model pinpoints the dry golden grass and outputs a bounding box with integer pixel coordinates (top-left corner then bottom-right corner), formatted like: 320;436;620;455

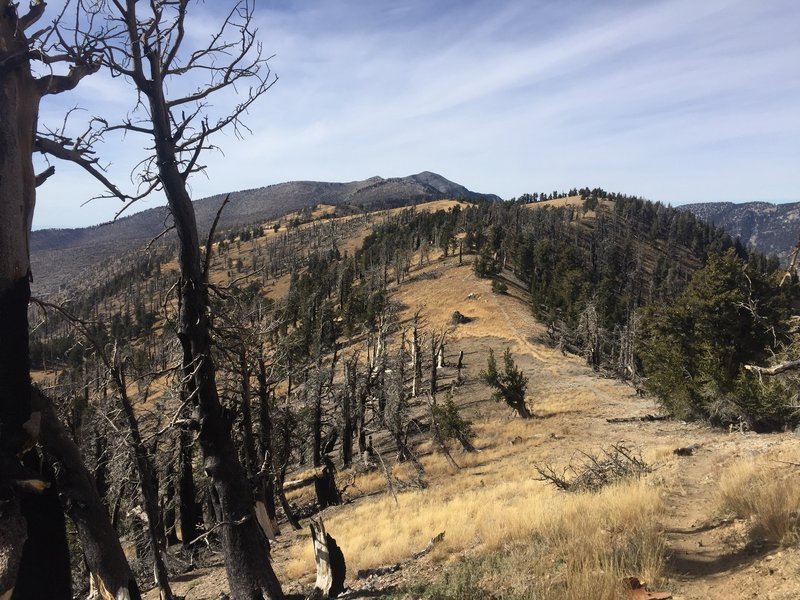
523;195;583;210
717;451;800;546
280;408;666;600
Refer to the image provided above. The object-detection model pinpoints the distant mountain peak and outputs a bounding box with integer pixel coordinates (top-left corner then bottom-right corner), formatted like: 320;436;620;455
31;172;499;295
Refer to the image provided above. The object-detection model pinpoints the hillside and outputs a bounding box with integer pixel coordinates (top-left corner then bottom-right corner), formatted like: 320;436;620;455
28;193;800;600
679;200;800;261
30;171;499;296
121;218;800;600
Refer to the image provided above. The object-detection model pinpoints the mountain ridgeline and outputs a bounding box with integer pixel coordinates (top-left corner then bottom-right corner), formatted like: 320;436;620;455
31;171;500;296
679;200;800;262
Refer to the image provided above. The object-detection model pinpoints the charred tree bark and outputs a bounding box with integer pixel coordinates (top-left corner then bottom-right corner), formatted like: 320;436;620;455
276;377;301;531
12;453;72;599
340;358;356;468
139;34;283;599
178;422;200;550
313;457;341;510
116;363;173;600
31;388;141;600
239;349;257;481
256;361;279;535
1;3;98;594
0;3;39;592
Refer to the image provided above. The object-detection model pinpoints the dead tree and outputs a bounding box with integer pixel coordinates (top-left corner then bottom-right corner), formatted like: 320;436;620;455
0;2;137;595
307;518;345;599
410;310;423;397
31;388;141;600
49;3;284;597
429;328;448;401
36;299;173;597
341;353;358;468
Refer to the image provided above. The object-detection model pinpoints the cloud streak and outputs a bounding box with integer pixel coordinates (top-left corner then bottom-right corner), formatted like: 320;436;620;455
33;0;800;228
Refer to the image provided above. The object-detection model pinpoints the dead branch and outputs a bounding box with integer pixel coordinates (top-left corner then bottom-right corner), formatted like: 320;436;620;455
535;444;651;493
744;359;800;376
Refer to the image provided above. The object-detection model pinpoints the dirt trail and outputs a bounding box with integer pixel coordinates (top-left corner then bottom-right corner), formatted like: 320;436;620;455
491;278;800;600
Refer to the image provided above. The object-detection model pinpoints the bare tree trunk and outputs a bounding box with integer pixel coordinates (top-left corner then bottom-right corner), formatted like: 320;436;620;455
116;364;173;600
178;423;200;551
430;340;438;400
411;321;422;397
0;4;40;593
240;349;257;481
31;388;141;600
307;518;346;600
341;357;356;468
256;361;279;535
277;382;301;531
146;74;283;598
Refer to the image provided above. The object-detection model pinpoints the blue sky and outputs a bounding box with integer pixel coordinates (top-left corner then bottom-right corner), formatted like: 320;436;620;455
33;0;800;229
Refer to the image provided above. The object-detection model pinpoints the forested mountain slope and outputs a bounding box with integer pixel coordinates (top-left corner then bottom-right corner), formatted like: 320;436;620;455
28;192;800;600
31;172;499;296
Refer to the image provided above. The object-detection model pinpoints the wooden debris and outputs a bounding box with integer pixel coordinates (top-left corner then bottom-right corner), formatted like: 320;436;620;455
624;577;672;599
673;443;701;456
356;564;401;580
412;531;445;559
535;444;650;492
307;517;346;599
606;414;670;423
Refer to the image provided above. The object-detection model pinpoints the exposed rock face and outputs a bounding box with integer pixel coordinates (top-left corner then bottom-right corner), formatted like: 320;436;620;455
679;201;800;261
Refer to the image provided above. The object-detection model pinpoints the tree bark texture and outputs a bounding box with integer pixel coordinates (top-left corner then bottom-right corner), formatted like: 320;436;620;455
0;4;48;596
32;388;141;600
145;59;283;598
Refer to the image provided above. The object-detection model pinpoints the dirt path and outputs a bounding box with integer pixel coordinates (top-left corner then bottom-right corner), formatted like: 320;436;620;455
489;279;800;600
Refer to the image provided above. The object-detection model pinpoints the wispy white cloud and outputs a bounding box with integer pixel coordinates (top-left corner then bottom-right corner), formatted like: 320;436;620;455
33;0;800;228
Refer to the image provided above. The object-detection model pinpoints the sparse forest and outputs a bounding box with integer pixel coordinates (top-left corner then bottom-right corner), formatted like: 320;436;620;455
3;2;800;600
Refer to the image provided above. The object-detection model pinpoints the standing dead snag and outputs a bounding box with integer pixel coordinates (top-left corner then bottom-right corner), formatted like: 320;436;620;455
0;1;108;596
47;2;283;597
307;518;346;600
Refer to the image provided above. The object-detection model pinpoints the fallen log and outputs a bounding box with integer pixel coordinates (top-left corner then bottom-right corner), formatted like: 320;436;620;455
673;443;701;456
284;474;317;492
606;414;671;423
412;531;445;559
356;564;401;579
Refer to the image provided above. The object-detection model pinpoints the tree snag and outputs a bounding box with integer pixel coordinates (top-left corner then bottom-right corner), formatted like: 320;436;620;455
307;518;345;600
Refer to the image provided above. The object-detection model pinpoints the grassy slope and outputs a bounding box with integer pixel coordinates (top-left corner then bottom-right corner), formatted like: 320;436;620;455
149;243;800;600
48;199;795;600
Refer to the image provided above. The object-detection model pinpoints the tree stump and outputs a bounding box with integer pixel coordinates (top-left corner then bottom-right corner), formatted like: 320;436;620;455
307;518;346;599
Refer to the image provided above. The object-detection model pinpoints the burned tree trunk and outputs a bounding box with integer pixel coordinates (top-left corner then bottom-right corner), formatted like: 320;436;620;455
32;388;141;600
0;3;97;594
115;362;173;600
0;4;40;594
314;456;341;510
340;356;357;468
240;349;257;481
177;422;200;550
256;360;280;536
277;380;302;531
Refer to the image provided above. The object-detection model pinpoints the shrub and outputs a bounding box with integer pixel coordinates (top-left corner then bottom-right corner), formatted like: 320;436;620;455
491;280;508;294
